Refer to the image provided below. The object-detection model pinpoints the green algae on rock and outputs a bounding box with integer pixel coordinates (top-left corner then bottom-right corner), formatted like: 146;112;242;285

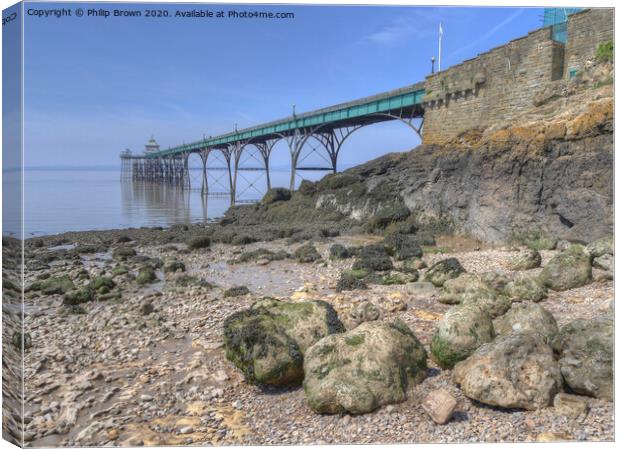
223;298;345;386
303;320;427;414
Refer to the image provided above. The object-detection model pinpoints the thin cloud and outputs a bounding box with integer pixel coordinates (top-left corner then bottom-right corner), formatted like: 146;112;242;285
366;17;417;45
449;8;525;58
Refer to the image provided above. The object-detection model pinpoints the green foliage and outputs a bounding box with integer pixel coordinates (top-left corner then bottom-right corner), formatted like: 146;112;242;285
596;41;613;62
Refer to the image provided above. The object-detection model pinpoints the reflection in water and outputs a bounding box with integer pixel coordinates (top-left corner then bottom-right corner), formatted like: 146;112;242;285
121;181;212;225
23;169;323;236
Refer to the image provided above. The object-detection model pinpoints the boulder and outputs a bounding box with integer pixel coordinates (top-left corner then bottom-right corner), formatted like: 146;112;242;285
539;246;592;291
352;244;393;272
503;274;547;302
329;244;350;260
439;273;489;305
430;303;494;369
507;249;541;271
461;288;512;319
424;258;466;287
584;236;613;259
335;273;367;292
136;268;158;285
493;303;558;343
112;246;137;260
223;286;250;297
294;244;322;263
553;393;590;419
453;332;562;410
303;320;427;414
551;316;613;400
224;298;345;386
593;254;613;272
163;259;186;273
348;301;382;326
382;234;423;261
406;281;438;298
262;188;291;204
187;236;211;250
422;389;457;425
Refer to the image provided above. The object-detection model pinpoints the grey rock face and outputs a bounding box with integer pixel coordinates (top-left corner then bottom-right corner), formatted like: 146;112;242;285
493;303;558;343
430;303;494;369
552;316;613;400
303;320;427;414
453;332;562;410
539;246;592;291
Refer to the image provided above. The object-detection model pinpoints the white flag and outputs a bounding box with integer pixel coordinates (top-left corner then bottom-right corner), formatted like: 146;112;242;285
439;22;443;37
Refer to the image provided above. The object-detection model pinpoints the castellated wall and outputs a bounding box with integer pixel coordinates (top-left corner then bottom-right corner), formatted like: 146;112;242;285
422;8;613;145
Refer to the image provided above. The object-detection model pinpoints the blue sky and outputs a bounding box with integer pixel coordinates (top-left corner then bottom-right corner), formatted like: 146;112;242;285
23;3;543;168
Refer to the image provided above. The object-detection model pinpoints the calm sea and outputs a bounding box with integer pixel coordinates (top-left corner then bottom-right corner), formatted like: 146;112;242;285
17;167;324;237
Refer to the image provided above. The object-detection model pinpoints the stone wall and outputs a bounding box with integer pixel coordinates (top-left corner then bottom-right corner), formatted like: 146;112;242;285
564;8;614;76
422;8;613;145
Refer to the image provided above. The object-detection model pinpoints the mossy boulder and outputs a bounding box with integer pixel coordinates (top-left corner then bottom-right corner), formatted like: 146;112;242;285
163;259;186;273
439;273;491;305
368;205;411;231
382;234;423;261
187;236;211;250
336;273;367;292
584;236;613;259
503;274;547;302
223;285;250;297
453;332;562;410
515;229;558;251
551;315;613;400
329;244;350;260
539;245;592;291
430;303;494;369
230;248;289;264
35;275;75;295
223;298;345;386
298;180;317;196
348;301;382;326
112;246;137;260
88;276;116;293
262;188;292;205
63;286;96;305
136;268;158;285
507;249;541;271
352;244;393;272
493;303;558;343
424;258;466;287
294;244;321;263
111;266;129;277
303;320;427;414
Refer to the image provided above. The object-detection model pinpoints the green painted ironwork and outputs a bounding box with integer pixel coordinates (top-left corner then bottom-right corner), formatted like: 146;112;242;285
147;82;425;158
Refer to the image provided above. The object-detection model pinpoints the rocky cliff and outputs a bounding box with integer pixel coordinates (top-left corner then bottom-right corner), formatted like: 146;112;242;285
225;64;613;245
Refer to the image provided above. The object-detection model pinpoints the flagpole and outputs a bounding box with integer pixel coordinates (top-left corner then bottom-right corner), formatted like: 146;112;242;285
438;22;443;72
